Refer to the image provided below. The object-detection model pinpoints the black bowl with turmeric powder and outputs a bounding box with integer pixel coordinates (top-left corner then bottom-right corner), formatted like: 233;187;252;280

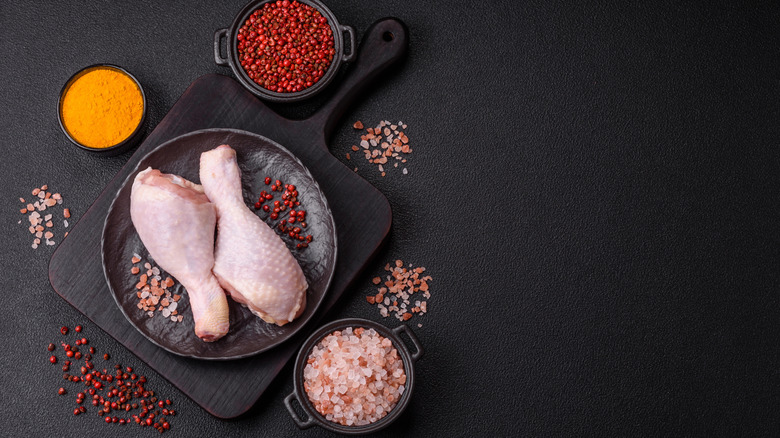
58;64;147;156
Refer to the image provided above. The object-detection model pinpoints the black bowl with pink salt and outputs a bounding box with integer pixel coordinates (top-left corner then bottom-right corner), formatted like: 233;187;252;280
285;318;423;434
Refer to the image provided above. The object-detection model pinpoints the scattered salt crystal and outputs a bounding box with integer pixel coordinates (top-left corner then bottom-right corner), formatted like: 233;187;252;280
402;168;408;175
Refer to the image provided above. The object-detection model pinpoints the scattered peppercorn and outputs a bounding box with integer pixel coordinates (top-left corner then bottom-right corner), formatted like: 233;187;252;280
47;327;178;432
255;176;313;249
61;326;69;335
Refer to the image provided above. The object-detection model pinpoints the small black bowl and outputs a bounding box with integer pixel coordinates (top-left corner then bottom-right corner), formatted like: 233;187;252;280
214;0;356;103
285;318;423;435
58;64;147;156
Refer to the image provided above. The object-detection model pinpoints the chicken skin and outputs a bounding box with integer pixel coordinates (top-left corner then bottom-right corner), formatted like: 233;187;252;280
200;145;307;326
130;167;230;342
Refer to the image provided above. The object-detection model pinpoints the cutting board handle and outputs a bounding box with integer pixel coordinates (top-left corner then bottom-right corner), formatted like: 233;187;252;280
308;17;409;145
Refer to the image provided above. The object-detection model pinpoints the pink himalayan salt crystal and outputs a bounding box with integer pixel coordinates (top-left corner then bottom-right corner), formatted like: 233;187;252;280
303;327;406;426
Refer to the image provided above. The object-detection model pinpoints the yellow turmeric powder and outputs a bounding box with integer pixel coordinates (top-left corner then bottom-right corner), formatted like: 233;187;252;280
60;67;144;149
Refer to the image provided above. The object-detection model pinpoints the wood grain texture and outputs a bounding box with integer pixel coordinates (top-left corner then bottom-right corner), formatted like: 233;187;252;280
48;18;408;418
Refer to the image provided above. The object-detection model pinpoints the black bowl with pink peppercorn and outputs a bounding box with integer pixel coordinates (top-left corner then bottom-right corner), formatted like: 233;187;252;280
285;318;423;434
215;0;355;102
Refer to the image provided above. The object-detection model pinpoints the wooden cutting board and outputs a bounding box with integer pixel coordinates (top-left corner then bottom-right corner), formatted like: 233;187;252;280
48;18;407;419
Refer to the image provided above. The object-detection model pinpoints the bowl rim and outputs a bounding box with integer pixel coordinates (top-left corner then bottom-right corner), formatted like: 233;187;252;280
224;0;349;102
57;63;147;154
289;317;420;434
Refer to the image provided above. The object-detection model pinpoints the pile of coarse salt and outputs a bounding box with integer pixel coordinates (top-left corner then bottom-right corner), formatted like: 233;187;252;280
130;254;183;322
367;260;431;325
347;120;411;176
303;327;406;426
18;184;71;249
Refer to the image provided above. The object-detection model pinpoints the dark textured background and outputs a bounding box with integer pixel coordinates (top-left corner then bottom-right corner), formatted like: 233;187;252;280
1;1;779;436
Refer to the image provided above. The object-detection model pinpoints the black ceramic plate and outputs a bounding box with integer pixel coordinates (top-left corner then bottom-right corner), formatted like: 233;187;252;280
102;128;337;360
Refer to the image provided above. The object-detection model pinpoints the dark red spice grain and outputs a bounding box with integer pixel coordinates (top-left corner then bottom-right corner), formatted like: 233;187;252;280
60;326;69;335
236;0;335;93
75;325;82;333
48;343;55;351
255;175;313;249
49;327;178;433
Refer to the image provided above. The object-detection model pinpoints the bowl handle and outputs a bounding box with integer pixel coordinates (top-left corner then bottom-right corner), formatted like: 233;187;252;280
341;25;356;63
214;28;229;66
394;324;424;362
284;392;316;429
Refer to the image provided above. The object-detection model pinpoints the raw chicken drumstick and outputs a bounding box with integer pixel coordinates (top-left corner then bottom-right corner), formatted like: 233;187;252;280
200;145;307;326
130;168;230;342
